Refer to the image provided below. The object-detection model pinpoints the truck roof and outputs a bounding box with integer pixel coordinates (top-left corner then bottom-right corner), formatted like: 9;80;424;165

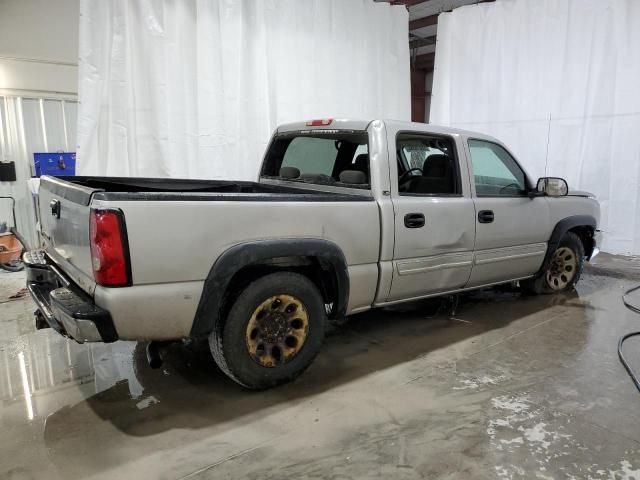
276;119;501;143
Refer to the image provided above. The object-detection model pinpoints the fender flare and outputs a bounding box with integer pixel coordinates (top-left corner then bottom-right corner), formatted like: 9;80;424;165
539;215;597;271
190;238;350;338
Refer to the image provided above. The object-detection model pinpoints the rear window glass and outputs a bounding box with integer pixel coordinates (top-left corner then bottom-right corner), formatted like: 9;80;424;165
261;132;370;189
281;137;337;176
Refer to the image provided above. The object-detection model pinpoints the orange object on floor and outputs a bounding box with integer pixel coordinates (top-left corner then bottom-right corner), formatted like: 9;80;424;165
0;232;23;263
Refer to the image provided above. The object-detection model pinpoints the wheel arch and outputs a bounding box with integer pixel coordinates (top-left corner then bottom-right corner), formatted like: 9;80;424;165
190;239;350;338
541;215;596;271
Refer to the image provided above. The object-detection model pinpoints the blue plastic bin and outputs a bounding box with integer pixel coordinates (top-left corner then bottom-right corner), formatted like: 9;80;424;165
33;152;76;177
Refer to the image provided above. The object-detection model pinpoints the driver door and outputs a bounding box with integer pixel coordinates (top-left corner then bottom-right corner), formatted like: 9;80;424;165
465;138;550;286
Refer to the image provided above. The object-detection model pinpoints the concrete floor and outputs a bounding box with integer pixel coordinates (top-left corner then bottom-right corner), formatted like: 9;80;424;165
1;255;640;480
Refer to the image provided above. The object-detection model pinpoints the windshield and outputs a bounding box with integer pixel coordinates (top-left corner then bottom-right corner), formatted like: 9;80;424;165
261;131;370;189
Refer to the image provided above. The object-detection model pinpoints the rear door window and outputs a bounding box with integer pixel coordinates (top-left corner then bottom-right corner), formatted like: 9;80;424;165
396;133;460;195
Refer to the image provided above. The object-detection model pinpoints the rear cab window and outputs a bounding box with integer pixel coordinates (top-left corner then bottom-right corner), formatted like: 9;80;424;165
261;131;370;189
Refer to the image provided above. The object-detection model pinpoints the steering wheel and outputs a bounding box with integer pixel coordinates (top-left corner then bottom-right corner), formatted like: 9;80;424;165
398;168;423;185
499;182;522;194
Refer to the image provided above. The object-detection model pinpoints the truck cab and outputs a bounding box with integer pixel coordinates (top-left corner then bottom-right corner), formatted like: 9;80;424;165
263;119;598;303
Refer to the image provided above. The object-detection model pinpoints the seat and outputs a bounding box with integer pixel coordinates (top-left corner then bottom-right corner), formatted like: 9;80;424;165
280;166;301;179
339;170;367;185
407;154;455;194
353;154;369;174
336;153;369;185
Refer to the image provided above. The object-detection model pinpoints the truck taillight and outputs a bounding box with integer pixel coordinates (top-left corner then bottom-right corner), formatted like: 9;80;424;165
89;209;131;287
306;119;333;126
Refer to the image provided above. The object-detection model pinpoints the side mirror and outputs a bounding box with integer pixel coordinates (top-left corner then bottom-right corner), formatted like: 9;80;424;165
536;177;568;197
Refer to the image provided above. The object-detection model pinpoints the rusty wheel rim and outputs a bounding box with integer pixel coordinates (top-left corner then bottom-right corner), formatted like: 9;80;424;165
546;247;577;290
245;294;309;368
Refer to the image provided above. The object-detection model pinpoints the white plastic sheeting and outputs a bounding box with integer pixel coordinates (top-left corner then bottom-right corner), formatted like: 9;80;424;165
431;0;640;255
77;0;410;180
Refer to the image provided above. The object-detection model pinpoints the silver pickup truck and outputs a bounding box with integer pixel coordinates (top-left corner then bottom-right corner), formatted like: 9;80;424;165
25;119;601;389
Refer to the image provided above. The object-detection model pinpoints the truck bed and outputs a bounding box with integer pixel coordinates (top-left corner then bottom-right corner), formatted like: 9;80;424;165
37;174;380;340
45;176;370;204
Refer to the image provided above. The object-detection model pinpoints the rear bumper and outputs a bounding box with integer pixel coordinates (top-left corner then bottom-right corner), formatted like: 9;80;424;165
24;250;118;343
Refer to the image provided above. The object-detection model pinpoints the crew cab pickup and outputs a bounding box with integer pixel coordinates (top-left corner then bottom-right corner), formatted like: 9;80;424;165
25;119;601;389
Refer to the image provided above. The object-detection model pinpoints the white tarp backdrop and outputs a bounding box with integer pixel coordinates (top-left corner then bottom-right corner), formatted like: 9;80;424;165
77;0;410;180
431;0;640;256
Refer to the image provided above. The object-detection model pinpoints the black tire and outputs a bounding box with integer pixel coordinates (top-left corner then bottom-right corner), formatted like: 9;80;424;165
209;272;326;390
521;232;585;295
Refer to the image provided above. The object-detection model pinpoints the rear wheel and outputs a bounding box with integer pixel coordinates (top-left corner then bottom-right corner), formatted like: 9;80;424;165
522;232;584;294
209;272;326;389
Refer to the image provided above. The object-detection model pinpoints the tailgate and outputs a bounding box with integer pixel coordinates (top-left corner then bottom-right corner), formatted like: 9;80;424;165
39;176;101;295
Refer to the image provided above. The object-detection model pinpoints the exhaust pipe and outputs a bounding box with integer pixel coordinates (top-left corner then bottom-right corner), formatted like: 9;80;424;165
35;310;50;330
146;341;163;369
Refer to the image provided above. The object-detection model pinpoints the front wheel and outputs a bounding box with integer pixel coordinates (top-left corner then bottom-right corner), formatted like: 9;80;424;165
209;272;326;389
522;232;585;294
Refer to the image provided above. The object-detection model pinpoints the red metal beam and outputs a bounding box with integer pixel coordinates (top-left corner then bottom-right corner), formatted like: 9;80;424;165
408;1;495;31
409;14;438;31
411;67;427;122
414;63;435;72
413;62;434;72
409;35;436;49
413;52;435;68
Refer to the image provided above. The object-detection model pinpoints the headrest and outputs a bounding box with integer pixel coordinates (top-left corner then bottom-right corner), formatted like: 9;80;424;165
423;154;450;177
354;154;369;171
339;170;367;185
280;166;301;179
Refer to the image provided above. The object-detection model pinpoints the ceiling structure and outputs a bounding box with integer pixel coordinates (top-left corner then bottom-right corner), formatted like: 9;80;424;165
380;0;496;73
376;0;496;121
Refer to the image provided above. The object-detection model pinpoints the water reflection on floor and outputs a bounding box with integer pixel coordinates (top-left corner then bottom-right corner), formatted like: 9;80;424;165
0;256;639;479
1;334;140;423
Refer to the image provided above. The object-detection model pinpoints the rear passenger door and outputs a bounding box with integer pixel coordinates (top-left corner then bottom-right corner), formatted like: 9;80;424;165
465;138;550;287
386;130;476;302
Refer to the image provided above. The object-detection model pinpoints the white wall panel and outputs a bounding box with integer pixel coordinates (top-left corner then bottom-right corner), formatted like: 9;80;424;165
43;100;67;152
0;0;79;249
431;0;640;255
0;0;79;95
21;99;46;170
77;0;411;179
0;97;78;248
64;102;78;151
